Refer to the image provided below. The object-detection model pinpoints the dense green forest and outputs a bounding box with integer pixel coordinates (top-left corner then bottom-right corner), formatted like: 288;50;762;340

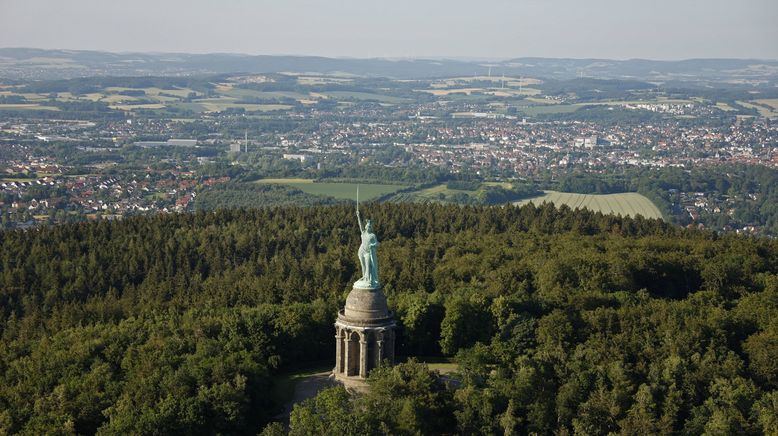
0;203;776;434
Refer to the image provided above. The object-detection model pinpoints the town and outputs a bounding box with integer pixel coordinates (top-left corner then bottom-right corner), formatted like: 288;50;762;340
1;68;777;235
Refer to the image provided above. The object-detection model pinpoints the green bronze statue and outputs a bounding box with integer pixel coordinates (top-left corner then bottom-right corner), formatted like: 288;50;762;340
355;188;379;288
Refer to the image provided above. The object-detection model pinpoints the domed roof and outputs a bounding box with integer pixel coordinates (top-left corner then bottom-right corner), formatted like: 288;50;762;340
342;286;390;321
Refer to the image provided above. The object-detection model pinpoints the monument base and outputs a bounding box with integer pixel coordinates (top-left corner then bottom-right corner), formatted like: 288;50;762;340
333;284;396;380
331;371;370;393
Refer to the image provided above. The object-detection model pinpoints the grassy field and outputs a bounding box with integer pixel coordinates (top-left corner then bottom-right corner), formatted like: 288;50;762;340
421;87;541;97
393;182;523;204
420;88;485;96
197;100;292;112
218;86;311;102
0;82;303;114
433;76;543;86
110;103;166;110
320;91;408;104
513;191;663;219
255;179;408;200
738;100;777;118
755;98;778;111
410;184;474;200
0;104;60;111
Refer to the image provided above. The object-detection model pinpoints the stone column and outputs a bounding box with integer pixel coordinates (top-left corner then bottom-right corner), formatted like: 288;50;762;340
359;338;368;378
334;328;342;374
376;340;384;367
343;329;351;375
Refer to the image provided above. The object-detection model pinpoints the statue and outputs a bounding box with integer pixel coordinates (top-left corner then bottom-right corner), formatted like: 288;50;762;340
355;188;379;288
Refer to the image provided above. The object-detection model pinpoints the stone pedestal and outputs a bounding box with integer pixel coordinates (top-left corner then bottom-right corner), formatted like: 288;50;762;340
334;284;395;381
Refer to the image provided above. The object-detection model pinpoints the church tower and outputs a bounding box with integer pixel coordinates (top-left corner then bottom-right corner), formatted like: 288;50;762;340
334;207;395;380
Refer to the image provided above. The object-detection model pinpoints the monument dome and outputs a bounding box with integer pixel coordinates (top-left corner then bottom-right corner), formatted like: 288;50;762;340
342;286;391;321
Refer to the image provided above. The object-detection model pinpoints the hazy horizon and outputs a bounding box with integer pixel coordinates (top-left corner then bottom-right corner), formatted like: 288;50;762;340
3;47;778;63
1;0;777;60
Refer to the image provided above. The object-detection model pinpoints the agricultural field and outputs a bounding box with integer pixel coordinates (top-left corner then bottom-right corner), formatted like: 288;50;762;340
0;104;59;111
738;100;778;118
195;99;292;113
512;191;663;219
420;76;544;99
748;99;778;118
215;85;312;102
756;98;778;110
319;91;409;104
255;179;407;200
430;76;543;87
0;79;413;111
420;87;541;97
420;88;488;96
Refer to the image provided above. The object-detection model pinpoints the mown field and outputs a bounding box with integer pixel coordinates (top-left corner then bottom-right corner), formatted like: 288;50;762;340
513;190;663;219
255;179;407;200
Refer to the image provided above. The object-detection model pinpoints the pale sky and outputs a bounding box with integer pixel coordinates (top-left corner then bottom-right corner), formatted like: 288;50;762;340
1;0;776;60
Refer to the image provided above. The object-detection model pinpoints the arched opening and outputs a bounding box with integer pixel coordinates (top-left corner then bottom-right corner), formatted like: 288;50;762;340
366;331;376;373
387;329;395;364
348;331;360;376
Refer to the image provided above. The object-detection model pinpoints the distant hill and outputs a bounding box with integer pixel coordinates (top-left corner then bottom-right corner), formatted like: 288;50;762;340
1;47;777;83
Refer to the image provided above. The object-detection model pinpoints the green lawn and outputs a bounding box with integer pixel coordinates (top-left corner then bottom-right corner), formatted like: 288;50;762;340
255;179;408;200
513;191;663;219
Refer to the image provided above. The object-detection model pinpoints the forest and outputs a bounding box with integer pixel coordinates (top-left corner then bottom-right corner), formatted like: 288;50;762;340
0;203;776;434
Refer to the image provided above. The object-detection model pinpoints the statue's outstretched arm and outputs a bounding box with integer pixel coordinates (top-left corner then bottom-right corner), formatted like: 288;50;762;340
356;209;364;233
